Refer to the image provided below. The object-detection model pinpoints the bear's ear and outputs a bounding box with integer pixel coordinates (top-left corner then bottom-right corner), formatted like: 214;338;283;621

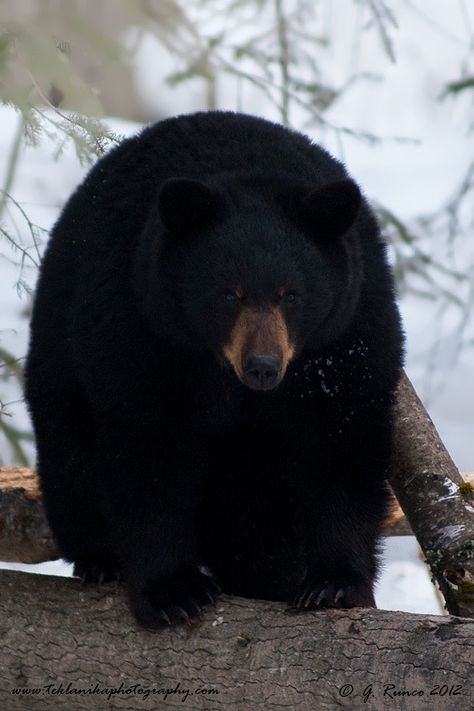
158;178;220;233
300;179;361;239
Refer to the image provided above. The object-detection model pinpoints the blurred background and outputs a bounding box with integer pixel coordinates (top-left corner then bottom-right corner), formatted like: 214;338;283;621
0;0;473;614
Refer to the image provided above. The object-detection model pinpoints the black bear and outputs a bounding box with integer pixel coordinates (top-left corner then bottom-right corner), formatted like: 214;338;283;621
25;111;404;627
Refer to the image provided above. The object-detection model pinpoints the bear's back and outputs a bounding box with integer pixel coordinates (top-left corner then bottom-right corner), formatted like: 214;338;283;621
134;111;345;183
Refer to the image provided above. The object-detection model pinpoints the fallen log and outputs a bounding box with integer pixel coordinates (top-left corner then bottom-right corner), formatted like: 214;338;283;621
0;569;472;711
0;467;59;563
0;467;58;563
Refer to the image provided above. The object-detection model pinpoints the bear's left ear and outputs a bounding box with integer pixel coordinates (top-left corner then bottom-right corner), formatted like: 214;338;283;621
158;178;221;233
300;179;362;239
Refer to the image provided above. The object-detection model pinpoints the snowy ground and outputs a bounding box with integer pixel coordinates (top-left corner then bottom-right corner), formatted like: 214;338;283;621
1;1;472;615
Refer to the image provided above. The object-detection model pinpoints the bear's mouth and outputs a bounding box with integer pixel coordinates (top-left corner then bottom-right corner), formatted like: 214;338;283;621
223;306;294;391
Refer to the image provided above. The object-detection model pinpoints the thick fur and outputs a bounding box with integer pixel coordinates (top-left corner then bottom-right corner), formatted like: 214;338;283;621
25;111;404;627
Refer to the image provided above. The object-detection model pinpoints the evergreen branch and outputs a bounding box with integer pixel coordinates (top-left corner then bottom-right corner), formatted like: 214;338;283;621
0;114;24;221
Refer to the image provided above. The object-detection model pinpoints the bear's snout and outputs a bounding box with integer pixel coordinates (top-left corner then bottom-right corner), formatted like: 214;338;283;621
243;354;281;390
223;305;294;389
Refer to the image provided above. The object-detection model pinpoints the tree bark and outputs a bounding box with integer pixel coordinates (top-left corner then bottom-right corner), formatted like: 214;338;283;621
390;372;474;618
0;569;473;711
0;467;58;563
384;473;474;536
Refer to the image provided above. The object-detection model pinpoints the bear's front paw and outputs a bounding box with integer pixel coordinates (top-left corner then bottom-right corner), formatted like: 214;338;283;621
292;577;375;610
131;568;221;628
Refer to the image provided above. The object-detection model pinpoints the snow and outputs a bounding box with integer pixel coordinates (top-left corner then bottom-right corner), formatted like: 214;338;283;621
438;478;460;502
0;558;72;578
2;0;473;614
375;537;442;615
437;524;466;544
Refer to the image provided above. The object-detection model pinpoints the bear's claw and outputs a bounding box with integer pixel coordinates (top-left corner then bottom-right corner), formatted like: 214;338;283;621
292;579;375;610
132;568;221;628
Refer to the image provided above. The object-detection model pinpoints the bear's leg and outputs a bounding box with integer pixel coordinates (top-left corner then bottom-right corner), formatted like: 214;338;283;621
291;436;391;610
95;420;220;627
293;484;388;609
26;377;119;582
198;468;301;601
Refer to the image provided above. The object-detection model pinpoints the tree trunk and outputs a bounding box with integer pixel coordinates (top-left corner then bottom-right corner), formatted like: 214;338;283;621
390;372;474;617
0;569;472;711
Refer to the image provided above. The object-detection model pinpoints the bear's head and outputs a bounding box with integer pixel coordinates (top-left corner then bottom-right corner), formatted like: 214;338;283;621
138;173;364;391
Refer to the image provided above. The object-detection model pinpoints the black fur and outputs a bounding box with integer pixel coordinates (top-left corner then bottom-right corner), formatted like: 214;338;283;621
25;111;404;627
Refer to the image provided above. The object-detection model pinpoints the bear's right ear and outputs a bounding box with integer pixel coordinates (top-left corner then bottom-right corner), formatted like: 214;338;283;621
300;179;362;239
158;178;221;233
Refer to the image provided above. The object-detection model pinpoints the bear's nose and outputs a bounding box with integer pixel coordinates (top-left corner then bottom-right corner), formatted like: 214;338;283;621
243;355;281;391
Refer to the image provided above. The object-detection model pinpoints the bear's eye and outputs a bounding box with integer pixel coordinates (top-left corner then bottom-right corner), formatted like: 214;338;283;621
283;291;298;304
224;290;239;303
